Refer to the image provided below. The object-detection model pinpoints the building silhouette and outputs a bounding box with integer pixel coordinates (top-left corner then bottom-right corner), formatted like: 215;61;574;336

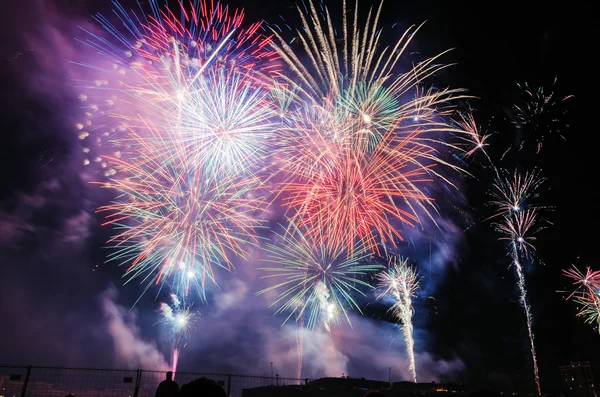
241;377;466;397
560;362;597;397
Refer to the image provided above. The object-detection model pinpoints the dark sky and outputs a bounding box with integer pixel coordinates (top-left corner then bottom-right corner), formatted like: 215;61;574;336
1;0;598;394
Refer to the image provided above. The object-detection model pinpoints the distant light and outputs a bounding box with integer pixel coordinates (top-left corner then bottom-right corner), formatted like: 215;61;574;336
362;114;372;124
477;143;484;148
175;314;187;327
187;271;195;279
513;205;520;212
413;116;419;121
517;237;524;243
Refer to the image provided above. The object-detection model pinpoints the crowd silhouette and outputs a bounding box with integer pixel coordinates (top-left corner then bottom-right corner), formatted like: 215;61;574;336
155;372;227;397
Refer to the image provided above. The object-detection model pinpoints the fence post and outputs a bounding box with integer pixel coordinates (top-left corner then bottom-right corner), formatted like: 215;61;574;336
20;365;32;397
276;374;279;387
226;374;232;397
133;369;142;397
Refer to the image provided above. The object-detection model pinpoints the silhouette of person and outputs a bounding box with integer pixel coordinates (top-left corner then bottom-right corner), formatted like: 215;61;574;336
177;377;227;397
155;371;179;397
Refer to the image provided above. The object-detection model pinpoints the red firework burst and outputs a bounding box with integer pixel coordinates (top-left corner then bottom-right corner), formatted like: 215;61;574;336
279;120;441;254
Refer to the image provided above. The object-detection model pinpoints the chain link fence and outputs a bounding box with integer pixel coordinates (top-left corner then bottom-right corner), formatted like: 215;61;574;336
0;366;310;397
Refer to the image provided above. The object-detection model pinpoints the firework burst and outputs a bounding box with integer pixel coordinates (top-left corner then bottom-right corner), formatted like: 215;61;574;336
270;0;473;255
507;76;573;156
454;112;491;162
136;68;277;177
269;0;470;152
280;123;443;255
563;266;600;333
96;145;264;300
257;219;380;331
488;169;546;218
75;0;279;174
159;293;199;344
377;256;420;383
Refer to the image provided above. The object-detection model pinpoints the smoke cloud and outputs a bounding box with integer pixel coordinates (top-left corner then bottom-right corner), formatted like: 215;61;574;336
99;286;169;370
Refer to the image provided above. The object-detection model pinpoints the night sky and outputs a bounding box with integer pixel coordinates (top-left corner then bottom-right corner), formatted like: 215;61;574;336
1;0;598;394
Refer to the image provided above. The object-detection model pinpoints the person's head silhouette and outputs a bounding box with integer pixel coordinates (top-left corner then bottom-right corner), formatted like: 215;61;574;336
166;371;174;381
178;378;227;397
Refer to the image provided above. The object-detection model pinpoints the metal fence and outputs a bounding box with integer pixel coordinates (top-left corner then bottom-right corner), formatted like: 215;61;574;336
0;366;310;397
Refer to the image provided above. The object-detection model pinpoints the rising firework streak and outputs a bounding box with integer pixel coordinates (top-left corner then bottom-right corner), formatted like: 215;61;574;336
377;256;420;383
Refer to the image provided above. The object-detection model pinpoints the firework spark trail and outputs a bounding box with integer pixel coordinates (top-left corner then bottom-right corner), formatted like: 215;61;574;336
377;257;419;383
503;76;573;158
490;169;547;396
510;243;541;396
172;349;180;377
296;321;304;379
257;218;380;330
95;141;264;300
75;0;279;175
563;266;600;333
497;210;539;257
454;112;491;163
488;169;546;219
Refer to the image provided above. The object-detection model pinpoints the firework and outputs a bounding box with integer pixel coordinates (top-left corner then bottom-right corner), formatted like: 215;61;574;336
508;76;573;155
172;349;180;377
488;169;546;217
280;123;443;255
134;68;277;177
454;112;491;162
377;257;420;383
563;266;600;333
489;169;547;396
75;0;279;174
269;0;469;152
496;210;540;258
159;293;199;344
95;146;264;300
269;0;466;107
257;219;380;331
159;293;199;376
270;0;472;254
